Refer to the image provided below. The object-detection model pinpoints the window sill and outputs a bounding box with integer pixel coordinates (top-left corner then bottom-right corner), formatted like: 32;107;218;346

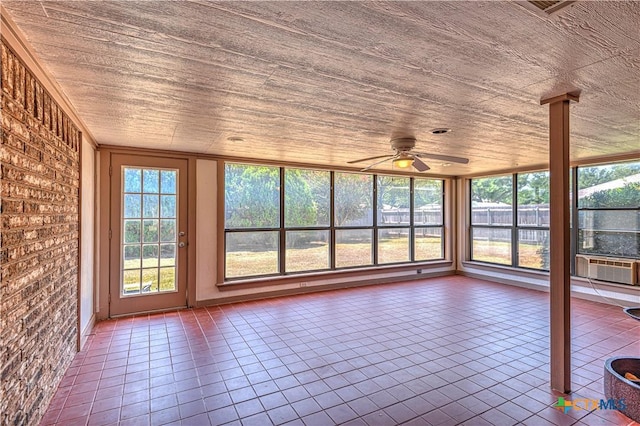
460;261;640;298
217;260;453;291
461;261;549;279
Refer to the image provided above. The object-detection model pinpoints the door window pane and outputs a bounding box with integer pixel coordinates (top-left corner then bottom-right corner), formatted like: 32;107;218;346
123;269;141;295
160;170;177;194
225;231;279;278
142;244;159;268
225;164;280;228
143;219;159;243
159;267;176;291
123;245;141;269
123;194;141;218
160;195;176;218
286;230;329;272
414;228;443;260
377;176;410;226
124;220;141;243
160;243;176;267
334;173;372;227
159;219;176;242
471;227;512;265
378;228;410;264
124;169;141;193
121;166;178;296
143;169;159;193
143;194;159;218
285;169;330;227
336;229;372;268
141;268;159;292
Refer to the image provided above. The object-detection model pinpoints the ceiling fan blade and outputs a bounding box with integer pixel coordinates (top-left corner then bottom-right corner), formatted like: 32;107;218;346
413;152;469;164
347;154;394;164
361;154;399;171
412;156;430;172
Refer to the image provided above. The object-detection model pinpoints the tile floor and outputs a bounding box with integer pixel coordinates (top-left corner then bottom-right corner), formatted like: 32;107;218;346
40;276;639;425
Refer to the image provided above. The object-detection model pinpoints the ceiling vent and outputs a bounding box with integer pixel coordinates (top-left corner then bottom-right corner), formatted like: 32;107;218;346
518;0;576;17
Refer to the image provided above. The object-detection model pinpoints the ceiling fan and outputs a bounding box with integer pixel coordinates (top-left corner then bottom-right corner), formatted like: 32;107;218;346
347;137;469;172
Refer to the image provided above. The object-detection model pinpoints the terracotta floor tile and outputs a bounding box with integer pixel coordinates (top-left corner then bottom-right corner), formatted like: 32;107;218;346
86;407;120;426
178;399;206;419
419;408;455;426
56;401;92;423
118;413;150;426
38;276;638;426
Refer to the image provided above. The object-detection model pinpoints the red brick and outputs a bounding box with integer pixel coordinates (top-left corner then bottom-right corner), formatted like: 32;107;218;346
1;39;80;425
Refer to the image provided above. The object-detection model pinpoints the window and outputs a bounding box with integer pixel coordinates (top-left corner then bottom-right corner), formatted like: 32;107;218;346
224;163;445;280
224;164;280;278
517;171;550;269
470;175;513;265
470;172;550;269
469;162;640;271
377;176;410;264
414;179;444;261
285;169;330;273
334;172;373;268
577;161;640;258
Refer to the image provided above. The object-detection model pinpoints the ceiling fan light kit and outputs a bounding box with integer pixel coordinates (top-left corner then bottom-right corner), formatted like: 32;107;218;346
393;156;414;169
348;136;468;173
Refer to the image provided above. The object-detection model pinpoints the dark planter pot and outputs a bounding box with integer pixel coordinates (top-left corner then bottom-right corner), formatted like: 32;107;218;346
604;357;640;422
623;307;640;321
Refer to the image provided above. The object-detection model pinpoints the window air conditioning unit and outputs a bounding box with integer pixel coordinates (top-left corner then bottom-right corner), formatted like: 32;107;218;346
575;255;637;285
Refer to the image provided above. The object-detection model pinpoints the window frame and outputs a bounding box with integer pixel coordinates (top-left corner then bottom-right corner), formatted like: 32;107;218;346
468;160;640;272
575;161;640;260
223;163;446;281
469;172;551;270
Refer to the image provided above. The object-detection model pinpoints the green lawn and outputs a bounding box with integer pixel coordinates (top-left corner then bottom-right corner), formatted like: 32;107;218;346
473;240;547;269
123;258;176;293
226;237;443;278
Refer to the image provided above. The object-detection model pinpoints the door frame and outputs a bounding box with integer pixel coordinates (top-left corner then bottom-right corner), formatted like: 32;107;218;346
97;147;197;319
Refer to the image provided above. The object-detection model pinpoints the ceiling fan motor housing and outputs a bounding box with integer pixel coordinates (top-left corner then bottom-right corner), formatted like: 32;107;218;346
391;137;416;151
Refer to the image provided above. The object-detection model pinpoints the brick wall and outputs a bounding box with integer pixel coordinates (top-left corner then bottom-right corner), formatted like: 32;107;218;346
1;41;80;426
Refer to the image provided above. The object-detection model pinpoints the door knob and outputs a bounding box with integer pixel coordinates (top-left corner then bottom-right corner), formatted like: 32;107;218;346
179;242;186;248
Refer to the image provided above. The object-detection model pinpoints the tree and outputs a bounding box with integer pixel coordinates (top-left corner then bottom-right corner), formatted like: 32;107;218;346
334;173;372;227
225;164;280;228
414;179;442;207
471;175;512;204
377;176;410;208
517;172;550;205
284;169;324;227
580;182;640;208
578;163;640;189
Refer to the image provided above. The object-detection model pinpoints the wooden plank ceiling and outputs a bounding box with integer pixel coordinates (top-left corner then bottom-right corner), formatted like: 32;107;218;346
2;1;639;175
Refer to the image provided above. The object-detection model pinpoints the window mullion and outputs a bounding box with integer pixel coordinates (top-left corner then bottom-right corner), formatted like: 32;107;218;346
410;177;415;262
571;167;578;275
373;175;378;265
513;173;518;268
330;171;336;270
279;167;286;275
